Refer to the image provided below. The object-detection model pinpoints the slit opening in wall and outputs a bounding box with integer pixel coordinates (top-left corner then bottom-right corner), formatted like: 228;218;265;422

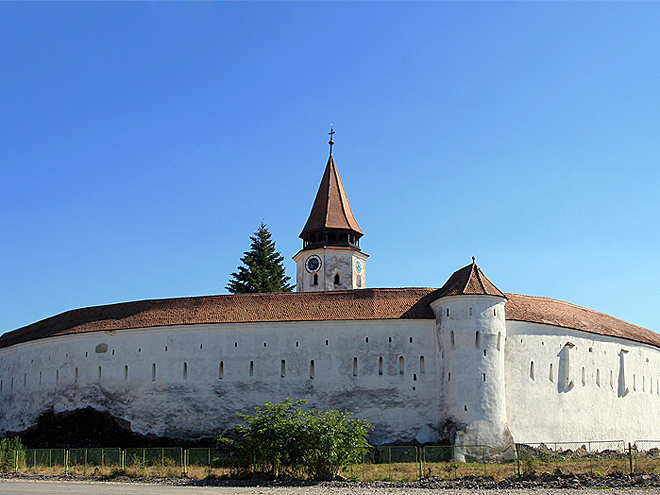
530;362;535;380
56;370;59;385
413;374;417;381
124;366;128;381
39;371;42;385
448;372;451;381
378;356;383;375
482;373;486;382
353;357;358;376
281;360;286;378
420;356;425;374
75;368;78;383
399;356;405;374
98;367;102;380
219;361;224;379
450;331;455;348
549;363;554;382
325;340;329;346
410;337;413;344
365;337;369;343
310;360;315;379
250;361;254;377
475;331;481;348
152;363;156;381
183;362;188;380
464;405;467;411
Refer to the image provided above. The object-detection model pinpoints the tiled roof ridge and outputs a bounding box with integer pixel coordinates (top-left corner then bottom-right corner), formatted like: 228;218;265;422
474;264;487;293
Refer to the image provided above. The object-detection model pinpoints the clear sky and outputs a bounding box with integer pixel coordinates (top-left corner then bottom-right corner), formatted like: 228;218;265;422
1;2;659;336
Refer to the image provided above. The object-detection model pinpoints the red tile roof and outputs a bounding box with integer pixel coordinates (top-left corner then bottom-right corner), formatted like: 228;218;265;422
435;260;506;298
1;289;658;349
299;154;363;238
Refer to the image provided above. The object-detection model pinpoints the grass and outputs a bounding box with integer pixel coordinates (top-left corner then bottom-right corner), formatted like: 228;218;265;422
11;457;660;482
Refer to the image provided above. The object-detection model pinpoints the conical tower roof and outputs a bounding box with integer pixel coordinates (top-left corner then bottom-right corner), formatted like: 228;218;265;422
299;153;363;239
435;258;506;298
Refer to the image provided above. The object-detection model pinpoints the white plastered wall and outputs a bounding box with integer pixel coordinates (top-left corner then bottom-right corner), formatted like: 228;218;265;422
505;320;660;444
0;319;437;444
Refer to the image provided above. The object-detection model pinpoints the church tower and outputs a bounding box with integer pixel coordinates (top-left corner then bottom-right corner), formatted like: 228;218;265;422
293;129;369;292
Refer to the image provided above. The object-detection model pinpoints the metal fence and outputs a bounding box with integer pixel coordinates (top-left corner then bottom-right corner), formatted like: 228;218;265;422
4;441;660;480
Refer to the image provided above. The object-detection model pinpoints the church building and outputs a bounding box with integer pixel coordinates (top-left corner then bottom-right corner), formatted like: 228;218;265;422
1;132;660;451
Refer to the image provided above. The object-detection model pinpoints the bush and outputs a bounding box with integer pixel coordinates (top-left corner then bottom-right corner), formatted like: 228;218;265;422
221;399;372;480
0;437;24;472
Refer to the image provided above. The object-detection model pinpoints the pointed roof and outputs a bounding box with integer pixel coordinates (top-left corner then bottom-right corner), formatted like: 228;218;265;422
299;153;363;238
434;258;506;298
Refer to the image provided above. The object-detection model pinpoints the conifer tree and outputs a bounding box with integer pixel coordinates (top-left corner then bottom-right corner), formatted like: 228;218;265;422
226;222;294;294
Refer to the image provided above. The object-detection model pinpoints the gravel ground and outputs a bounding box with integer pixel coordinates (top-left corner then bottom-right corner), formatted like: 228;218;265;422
2;472;660;494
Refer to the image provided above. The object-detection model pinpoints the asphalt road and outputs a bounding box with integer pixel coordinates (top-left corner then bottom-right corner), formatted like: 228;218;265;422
0;482;656;495
0;481;257;495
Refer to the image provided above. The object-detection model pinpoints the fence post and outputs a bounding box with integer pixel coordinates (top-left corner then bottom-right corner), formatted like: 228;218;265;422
14;449;18;473
121;449;125;472
418;446;423;480
388;447;392;482
628;443;633;474
515;444;521;477
64;449;69;476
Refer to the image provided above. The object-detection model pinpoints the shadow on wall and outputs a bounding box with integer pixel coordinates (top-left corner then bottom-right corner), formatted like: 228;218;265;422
9;407;218;449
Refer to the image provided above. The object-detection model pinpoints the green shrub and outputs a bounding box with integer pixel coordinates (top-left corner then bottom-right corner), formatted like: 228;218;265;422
221;399;372;480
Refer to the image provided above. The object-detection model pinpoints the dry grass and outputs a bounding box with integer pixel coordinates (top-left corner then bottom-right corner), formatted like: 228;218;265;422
15;458;660;481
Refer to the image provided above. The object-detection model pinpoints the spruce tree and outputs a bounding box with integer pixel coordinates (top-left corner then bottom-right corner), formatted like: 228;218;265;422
226;222;294;294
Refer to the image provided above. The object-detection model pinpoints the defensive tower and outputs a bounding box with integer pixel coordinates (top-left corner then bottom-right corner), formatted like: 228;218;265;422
293;129;369;292
430;259;514;454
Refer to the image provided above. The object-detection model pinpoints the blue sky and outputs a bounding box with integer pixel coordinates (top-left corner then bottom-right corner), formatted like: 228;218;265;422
1;2;659;335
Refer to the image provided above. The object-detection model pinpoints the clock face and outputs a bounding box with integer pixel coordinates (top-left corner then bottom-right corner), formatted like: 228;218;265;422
305;255;321;273
355;260;363;274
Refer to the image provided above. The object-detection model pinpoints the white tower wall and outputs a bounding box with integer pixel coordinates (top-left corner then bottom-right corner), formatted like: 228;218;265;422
430;294;513;452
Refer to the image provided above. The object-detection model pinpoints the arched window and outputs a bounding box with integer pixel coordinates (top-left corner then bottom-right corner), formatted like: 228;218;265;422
334;273;340;285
